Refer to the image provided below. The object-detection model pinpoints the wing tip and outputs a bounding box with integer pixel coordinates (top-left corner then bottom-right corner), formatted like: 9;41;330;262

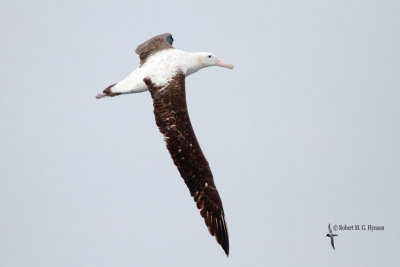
203;210;229;257
222;239;229;256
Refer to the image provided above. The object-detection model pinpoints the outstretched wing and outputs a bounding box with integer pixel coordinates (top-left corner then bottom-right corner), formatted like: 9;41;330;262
135;33;174;65
143;73;229;256
331;237;335;250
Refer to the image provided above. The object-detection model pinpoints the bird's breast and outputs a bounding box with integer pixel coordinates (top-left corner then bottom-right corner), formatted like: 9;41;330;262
142;50;197;86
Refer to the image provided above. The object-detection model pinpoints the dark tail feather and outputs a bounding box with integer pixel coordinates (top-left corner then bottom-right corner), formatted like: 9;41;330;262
103;83;121;96
95;83;121;99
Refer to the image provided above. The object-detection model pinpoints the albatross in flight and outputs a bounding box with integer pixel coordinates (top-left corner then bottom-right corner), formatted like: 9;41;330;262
326;223;338;250
96;33;233;256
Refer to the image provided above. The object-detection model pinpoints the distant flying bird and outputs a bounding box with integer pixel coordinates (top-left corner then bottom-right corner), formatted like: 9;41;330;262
96;33;233;256
326;223;338;250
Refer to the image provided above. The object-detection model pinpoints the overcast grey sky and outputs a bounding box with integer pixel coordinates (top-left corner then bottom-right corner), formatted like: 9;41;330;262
1;0;399;266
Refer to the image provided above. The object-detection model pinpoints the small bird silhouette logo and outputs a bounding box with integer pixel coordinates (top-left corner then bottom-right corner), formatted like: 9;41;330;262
326;223;338;250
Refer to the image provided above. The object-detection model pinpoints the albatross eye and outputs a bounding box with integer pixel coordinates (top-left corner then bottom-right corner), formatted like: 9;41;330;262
208;55;212;58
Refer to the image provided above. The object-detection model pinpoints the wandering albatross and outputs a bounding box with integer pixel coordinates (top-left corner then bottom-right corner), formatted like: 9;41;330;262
326;223;338;250
96;33;233;256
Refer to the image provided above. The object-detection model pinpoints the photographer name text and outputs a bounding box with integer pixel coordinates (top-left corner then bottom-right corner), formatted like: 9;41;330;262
332;224;384;231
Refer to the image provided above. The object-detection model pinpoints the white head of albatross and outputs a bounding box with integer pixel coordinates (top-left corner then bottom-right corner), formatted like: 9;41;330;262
182;52;233;76
196;52;234;69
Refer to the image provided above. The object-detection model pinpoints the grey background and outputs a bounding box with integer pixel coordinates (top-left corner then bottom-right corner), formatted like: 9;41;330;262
1;0;399;266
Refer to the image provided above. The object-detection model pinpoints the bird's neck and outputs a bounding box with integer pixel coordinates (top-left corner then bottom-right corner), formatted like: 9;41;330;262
184;52;206;76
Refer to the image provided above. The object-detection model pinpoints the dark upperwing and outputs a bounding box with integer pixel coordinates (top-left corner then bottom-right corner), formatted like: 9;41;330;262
135;33;174;65
143;73;229;256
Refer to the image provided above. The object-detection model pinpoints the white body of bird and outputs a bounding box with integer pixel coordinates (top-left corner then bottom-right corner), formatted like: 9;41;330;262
96;49;233;99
